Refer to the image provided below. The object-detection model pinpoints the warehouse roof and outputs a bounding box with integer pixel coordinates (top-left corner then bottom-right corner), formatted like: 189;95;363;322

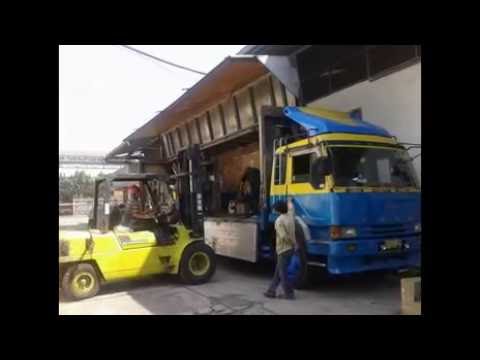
106;56;268;160
238;45;306;56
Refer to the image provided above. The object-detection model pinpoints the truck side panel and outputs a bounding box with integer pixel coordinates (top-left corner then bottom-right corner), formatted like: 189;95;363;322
204;218;259;262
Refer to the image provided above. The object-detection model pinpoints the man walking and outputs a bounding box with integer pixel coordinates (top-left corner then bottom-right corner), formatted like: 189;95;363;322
264;200;297;300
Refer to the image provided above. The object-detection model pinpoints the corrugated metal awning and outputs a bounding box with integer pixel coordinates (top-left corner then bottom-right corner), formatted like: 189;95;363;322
238;45;307;56
106;56;268;160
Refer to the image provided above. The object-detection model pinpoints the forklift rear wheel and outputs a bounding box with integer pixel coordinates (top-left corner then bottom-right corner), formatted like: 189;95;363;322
61;263;100;301
179;242;216;285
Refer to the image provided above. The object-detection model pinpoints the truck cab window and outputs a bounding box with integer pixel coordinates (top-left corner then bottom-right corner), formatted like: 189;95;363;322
274;154;286;185
329;146;417;188
292;153;312;183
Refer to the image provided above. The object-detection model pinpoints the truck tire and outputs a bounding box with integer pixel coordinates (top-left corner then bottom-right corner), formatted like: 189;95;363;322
273;248;309;290
61;263;100;301
179;242;216;285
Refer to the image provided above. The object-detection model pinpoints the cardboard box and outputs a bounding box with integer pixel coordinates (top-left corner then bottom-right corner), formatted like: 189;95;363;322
401;276;421;315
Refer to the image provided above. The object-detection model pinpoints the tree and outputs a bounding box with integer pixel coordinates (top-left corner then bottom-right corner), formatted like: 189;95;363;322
59;171;96;203
59;173;74;203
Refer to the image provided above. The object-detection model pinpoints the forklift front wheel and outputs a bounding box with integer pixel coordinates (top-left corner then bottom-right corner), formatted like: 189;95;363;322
179;242;216;285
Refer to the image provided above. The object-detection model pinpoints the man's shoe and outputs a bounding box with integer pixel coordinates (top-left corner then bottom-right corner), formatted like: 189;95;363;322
263;292;276;299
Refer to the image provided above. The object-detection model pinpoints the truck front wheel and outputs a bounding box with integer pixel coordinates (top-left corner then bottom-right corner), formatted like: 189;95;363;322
61;263;100;301
287;247;309;289
287;222;309;289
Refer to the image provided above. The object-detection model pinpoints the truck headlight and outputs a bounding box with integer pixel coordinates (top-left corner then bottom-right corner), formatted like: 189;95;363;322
414;223;422;233
330;226;357;240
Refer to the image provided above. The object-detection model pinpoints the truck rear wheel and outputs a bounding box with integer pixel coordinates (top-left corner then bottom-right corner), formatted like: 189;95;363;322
179;242;216;285
61;263;100;301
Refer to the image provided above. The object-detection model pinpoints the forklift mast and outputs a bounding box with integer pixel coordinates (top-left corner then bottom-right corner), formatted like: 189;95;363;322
176;144;204;236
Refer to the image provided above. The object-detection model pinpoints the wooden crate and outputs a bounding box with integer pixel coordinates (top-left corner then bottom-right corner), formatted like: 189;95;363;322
216;142;259;192
401;276;421;315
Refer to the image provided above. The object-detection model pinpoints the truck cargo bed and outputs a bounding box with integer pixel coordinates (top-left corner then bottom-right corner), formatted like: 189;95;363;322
204;216;259;262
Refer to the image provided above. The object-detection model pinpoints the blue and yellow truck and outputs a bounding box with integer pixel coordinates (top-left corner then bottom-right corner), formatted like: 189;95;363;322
178;106;421;287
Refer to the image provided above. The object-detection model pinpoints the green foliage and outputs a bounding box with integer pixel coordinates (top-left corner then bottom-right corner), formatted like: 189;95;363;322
59;171;97;203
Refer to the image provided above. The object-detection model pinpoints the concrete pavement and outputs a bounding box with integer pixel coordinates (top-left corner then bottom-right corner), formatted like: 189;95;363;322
59;216;402;315
59;258;401;315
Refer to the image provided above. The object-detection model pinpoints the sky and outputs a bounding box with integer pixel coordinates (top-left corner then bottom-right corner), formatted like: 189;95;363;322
59;45;246;155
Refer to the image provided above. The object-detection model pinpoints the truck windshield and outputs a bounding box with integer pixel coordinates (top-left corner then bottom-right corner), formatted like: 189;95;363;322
328;146;418;188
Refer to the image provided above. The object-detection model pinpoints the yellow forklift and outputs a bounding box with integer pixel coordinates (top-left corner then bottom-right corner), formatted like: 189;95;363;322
59;173;216;301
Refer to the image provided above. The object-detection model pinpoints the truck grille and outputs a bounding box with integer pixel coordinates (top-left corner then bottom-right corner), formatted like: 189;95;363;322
368;224;407;237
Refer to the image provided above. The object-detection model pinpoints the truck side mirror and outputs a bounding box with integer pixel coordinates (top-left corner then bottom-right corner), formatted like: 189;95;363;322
311;157;332;188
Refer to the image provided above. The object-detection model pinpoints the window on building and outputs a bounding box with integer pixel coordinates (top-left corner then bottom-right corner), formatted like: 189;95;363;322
273;154;286;185
330;52;368;93
296;45;420;104
301;75;330;105
291;153;312;183
297;46;364;104
368;45;418;79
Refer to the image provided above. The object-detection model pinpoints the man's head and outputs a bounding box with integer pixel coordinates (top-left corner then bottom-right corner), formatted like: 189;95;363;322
273;201;288;214
128;185;140;200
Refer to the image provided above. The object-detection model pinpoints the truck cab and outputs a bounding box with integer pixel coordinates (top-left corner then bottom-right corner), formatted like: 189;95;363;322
268;107;421;278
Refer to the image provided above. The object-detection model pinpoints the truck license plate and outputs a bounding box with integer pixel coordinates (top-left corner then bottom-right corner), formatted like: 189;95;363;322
384;239;402;250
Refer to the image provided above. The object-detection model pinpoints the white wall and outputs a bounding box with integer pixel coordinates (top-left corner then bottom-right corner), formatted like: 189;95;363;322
308;63;421;183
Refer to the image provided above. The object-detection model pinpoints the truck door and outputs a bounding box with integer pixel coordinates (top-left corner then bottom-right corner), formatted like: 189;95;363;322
286;147;331;225
288;149;317;195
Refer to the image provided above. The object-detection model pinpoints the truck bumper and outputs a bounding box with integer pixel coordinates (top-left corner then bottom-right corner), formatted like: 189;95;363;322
307;235;421;274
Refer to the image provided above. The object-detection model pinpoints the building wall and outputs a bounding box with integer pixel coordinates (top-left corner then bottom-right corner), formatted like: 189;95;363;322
308;63;421;183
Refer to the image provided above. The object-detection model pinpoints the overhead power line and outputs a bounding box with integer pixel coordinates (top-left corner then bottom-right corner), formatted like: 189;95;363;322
120;45;207;76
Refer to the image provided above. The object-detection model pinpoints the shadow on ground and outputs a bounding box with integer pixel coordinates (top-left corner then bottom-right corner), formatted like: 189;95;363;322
100;257;276;315
59;274;178;303
124;256;400;315
215;254;400;294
